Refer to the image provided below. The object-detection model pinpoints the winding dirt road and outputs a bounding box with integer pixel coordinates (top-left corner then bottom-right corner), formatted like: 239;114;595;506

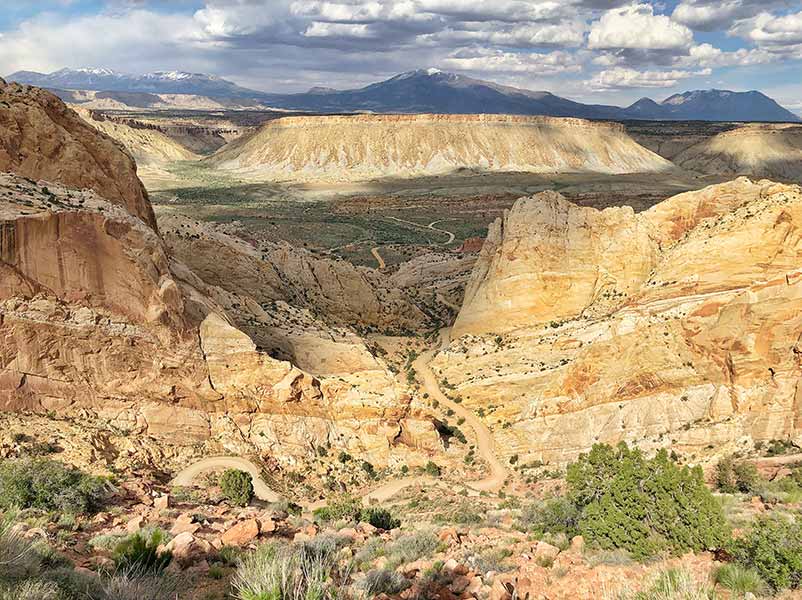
412;328;508;492
370;247;386;269
171;329;507;504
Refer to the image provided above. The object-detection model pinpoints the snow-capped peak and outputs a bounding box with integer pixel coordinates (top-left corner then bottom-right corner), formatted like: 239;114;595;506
56;67;117;76
425;68;441;76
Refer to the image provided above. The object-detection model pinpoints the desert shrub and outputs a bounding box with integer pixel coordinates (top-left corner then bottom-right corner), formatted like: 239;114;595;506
218;545;243;567
219;469;254;507
630;568;714;600
713;563;767;597
102;570;180;600
519;496;580;537
424;461;441;477
0;513;42;581
312;494;363;524
715;456;761;494
361;507;400;530
232;542;344;600
385;531;440;567
113;530;172;575
730;514;802;591
567;443;729;559
42;566;106;600
0;458;109;514
0;579;59;600
363;569;410;596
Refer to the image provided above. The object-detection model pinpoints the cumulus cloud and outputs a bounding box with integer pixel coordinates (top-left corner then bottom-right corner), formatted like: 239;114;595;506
441;47;582;75
672;0;791;32
590;66;711;90
588;4;693;50
0;0;799;102
733;10;802;47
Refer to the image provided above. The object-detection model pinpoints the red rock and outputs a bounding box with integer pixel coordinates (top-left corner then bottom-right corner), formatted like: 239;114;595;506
126;516;144;534
154;495;170;510
171;513;200;536
221;519;260;547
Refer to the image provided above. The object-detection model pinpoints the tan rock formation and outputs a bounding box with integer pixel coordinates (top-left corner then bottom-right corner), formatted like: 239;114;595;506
673;124;802;181
0;79;156;229
206;114;672;182
0;174;419;462
75;108;199;167
439;178;802;463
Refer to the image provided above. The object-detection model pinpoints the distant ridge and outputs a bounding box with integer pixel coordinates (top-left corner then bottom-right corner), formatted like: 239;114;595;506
7;67;261;98
8;67;800;123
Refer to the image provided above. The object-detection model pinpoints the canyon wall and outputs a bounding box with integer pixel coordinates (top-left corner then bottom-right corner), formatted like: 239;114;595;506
439;178;802;464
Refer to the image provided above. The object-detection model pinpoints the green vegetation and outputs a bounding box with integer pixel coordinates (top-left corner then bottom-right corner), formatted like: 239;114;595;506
730;514;802;592
519;496;580;537
568;443;729;559
714;456;760;494
312;495;400;529
361;507;401;530
0;458;108;515
627;568;714;600
232;540;346;600
113;530;173;575
713;563;767;597
363;569;410;596
0;512;177;600
220;469;254;507
424;461;442;477
523;443;729;560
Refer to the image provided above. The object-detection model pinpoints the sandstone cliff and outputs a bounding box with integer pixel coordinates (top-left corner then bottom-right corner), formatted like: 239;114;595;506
0;79;156;229
0;84;434;465
76;108;199;167
206;114;672;182
673;124;802;181
439;178;802;463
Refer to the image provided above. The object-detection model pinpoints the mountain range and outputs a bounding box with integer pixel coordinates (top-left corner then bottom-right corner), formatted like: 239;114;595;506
8;67;800;123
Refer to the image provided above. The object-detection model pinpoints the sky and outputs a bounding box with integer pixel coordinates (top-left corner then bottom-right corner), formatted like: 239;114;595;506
0;0;801;112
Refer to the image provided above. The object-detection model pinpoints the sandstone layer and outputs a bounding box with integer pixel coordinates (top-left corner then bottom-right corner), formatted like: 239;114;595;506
76;108;199;167
206;114;672;182
0;84;438;465
0;79;156;229
674;124;802;181
438;178;802;464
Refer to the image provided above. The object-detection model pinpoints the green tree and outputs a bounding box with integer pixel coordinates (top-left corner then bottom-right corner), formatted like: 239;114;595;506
219;469;254;507
567;442;730;559
731;515;802;591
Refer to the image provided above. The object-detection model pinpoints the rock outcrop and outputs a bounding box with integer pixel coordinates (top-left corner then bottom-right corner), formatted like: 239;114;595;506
439;178;802;463
0;85;427;465
76;108;199;167
0;79;156;229
673;124;802;181
206;114;672;182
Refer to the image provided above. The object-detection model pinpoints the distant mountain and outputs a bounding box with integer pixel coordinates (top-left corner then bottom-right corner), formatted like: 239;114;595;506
261;70;799;122
7;67;264;98
7;67;800;123
622;89;800;122
260;69;623;119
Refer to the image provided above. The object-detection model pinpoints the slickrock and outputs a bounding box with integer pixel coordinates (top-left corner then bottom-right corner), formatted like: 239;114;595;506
674;123;802;181
0;85;431;467
75;108;199;167
0;79;156;229
439;178;802;463
206;114;672;182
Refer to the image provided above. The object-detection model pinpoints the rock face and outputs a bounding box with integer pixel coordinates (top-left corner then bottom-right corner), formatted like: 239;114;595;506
0;79;156;229
0;85;426;465
440;178;802;463
75;108;199;167
206;114;672;182
673;124;802;181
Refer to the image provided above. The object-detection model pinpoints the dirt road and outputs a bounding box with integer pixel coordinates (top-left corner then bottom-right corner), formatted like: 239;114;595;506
370;247;386;269
171;328;506;504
